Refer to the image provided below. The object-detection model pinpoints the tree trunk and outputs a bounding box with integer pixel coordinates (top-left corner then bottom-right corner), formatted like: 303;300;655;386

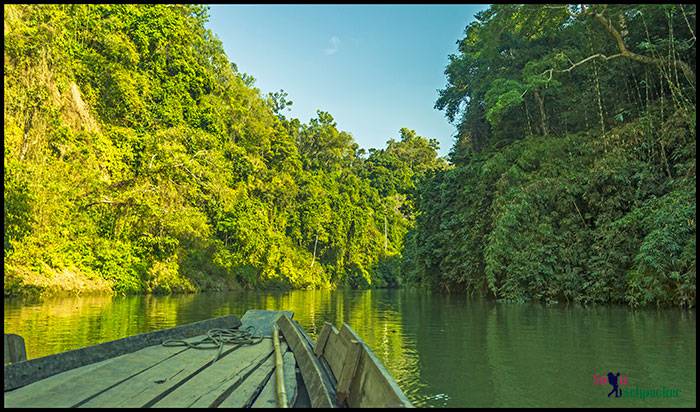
383;213;388;253
592;59;606;134
533;90;548;136
523;98;534;136
310;233;318;268
19;108;36;161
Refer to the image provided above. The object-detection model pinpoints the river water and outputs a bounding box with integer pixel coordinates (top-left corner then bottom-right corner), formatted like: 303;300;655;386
3;289;696;407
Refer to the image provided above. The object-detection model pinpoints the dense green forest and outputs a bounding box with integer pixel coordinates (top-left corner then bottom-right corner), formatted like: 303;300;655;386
402;4;696;307
3;4;444;296
3;4;696;308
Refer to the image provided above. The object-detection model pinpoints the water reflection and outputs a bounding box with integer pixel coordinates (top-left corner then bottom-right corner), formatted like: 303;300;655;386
4;290;695;407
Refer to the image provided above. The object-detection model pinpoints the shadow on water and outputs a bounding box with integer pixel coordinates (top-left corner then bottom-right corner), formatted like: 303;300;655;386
4;290;696;407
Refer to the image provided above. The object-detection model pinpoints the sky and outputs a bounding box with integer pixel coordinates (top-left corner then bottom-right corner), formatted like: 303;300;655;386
206;5;489;156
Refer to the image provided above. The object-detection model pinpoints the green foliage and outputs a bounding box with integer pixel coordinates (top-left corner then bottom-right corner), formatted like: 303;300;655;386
407;113;695;307
3;160;34;253
3;4;443;297
437;4;696;150
6;3;693;308
484;79;526;126
409;4;696;308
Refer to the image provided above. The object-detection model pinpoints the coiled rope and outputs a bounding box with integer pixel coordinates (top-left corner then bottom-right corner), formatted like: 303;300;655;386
162;325;264;362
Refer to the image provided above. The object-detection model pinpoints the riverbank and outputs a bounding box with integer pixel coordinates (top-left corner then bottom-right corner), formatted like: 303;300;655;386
3;263;243;299
5;262;695;309
4;265;114;299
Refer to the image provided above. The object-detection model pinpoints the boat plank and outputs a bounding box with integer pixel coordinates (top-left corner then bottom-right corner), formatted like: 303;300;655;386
313;322;333;357
250;365;276;408
283;350;299;406
251;349;297;408
336;339;361;404
321;327;349;380
240;310;294;337
342;324;412;408
4;334;27;364
151;339;275;408
215;342;286;408
3;315;241;392
276;315;335;408
3;354;123;407
77;338;242;407
3;340;194;408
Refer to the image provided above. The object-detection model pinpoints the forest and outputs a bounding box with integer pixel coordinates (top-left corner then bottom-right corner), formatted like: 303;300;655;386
3;4;445;296
3;4;696;307
402;4;696;307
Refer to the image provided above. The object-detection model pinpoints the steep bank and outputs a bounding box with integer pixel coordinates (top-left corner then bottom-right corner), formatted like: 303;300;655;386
403;4;696;307
403;111;695;307
3;5;444;297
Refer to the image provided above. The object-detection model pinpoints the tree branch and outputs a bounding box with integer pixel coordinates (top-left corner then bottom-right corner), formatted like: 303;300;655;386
80;198;135;210
592;10;695;85
536;8;695;88
537;52;624;84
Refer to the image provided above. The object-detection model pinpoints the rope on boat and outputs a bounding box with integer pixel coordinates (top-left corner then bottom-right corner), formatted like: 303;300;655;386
161;325;264;362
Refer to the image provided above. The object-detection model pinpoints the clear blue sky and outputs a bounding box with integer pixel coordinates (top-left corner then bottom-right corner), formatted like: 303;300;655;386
206;5;489;156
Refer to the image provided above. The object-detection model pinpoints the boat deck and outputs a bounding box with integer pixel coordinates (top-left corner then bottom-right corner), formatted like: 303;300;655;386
4;310;303;408
4;310;412;408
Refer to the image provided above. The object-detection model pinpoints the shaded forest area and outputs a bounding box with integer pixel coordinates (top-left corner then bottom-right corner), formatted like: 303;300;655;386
4;4;696;308
402;4;696;307
3;4;445;296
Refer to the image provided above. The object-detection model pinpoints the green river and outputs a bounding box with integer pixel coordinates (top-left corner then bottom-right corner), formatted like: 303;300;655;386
3;289;696;407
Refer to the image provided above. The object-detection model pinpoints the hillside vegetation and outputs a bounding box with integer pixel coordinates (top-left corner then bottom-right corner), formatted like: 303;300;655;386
4;4;695;308
3;4;444;297
403;4;696;307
